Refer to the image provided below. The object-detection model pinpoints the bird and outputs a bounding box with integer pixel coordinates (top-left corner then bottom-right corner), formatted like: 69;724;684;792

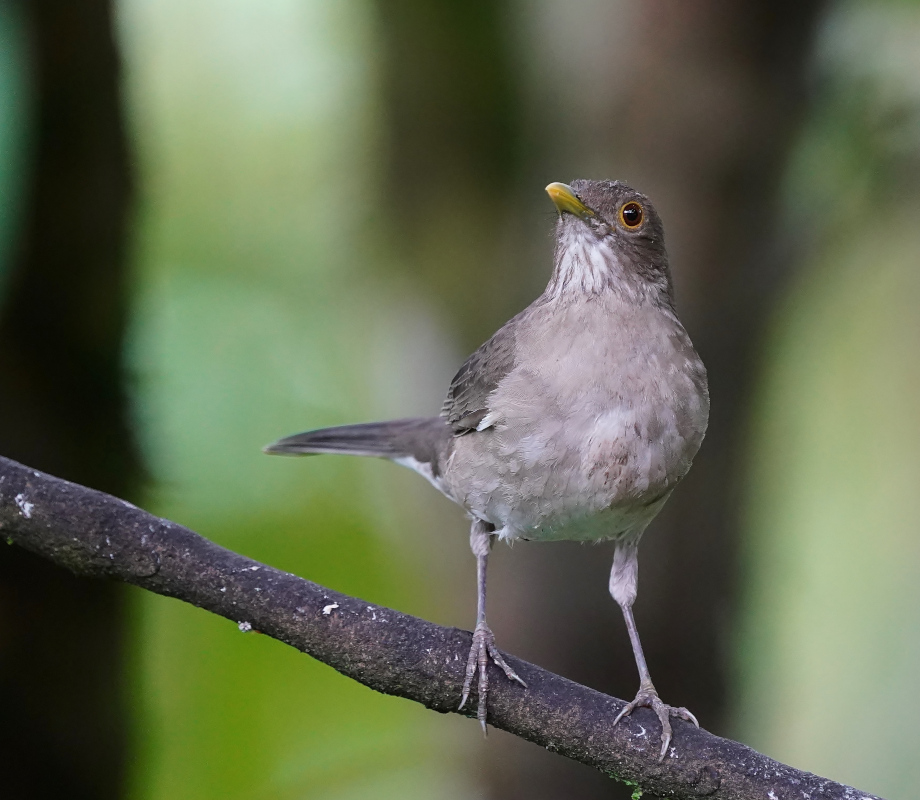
265;179;709;760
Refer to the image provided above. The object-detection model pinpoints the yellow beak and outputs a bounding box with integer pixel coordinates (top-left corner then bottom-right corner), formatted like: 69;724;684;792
545;182;594;220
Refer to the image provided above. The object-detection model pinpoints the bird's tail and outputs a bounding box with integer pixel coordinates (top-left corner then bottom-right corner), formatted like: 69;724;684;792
263;417;451;466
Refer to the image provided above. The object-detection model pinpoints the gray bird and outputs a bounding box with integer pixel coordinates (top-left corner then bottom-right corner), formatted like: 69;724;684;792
265;179;709;759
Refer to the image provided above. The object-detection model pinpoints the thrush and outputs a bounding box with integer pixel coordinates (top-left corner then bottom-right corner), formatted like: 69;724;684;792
265;179;709;760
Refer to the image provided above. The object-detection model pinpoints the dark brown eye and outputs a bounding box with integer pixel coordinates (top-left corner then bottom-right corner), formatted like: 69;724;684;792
619;201;643;228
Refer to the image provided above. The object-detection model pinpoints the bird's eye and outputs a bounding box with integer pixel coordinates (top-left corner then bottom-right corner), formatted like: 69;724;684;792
619;202;643;229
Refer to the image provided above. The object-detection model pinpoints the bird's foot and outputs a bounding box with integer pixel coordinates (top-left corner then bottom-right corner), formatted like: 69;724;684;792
458;621;527;732
613;685;699;761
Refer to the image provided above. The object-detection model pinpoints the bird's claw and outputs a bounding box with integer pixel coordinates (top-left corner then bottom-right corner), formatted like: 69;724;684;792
459;621;526;732
613;686;699;761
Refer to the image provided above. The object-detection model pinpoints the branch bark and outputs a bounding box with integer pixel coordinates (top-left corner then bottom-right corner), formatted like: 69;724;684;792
0;455;881;800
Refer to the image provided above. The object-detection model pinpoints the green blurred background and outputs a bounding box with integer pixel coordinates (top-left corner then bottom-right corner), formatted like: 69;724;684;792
1;1;918;799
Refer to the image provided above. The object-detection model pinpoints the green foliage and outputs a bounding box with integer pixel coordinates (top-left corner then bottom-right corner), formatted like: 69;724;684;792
0;0;29;296
118;1;470;796
734;2;920;796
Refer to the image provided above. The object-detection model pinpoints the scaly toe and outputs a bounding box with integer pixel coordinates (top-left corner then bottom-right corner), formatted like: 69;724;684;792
612;688;698;762
458;622;525;730
649;698;675;761
458;639;480;711
612;698;638;727
487;642;527;688
673;706;699;728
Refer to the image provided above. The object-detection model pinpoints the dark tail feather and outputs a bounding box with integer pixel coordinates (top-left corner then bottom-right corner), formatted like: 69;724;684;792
263;421;408;458
263;417;451;466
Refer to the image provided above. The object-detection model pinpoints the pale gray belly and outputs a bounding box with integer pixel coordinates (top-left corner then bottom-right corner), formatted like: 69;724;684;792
516;492;671;543
443;406;695;543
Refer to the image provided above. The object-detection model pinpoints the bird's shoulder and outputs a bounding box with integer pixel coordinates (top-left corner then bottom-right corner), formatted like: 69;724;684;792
441;305;537;434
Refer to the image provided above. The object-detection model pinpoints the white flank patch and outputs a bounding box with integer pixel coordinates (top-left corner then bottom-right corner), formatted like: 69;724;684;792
392;456;445;493
476;411;499;431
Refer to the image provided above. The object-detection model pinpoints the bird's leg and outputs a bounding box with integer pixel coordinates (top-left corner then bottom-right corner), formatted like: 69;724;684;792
459;519;526;731
609;540;698;760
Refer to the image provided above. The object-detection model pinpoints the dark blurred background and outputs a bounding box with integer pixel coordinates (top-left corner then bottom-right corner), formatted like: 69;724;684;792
1;1;919;798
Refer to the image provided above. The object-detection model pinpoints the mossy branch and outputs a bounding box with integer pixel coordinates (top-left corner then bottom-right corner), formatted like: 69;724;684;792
0;455;882;800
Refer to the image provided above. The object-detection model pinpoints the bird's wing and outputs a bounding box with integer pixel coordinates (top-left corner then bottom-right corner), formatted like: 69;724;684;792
441;312;524;434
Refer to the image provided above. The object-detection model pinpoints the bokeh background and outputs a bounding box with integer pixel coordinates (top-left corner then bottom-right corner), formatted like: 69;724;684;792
1;1;918;798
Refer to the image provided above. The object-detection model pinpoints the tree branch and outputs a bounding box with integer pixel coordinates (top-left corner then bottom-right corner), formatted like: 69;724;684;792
0;455;881;800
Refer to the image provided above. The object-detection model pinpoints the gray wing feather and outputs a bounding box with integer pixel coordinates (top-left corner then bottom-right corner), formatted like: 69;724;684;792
441;311;524;434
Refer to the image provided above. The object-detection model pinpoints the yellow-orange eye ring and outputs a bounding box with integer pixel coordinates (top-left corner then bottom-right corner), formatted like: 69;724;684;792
619;201;644;229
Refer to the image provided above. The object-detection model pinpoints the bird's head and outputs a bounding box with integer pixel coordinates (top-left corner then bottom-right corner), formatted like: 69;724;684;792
545;180;673;304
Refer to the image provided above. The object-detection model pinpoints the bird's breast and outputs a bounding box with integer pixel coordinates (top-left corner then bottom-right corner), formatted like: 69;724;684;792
442;298;709;542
